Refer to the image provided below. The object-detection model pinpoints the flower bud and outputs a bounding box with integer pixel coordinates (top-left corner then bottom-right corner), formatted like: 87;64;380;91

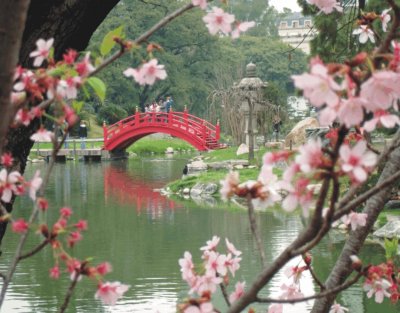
350;255;362;271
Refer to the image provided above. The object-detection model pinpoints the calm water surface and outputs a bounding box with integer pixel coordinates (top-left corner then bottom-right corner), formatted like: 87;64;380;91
1;157;398;313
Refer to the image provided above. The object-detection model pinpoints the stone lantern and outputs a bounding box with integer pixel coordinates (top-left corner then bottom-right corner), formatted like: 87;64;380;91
235;62;268;151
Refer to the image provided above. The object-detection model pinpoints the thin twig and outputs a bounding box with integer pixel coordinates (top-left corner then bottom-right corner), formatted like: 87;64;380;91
18;239;49;261
219;282;231;307
59;270;80;313
246;194;266;267
255;272;362;304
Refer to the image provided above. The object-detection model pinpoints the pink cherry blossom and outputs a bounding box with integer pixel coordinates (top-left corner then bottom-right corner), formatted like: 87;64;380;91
60;207;73;218
29;170;42;201
56;77;81;99
329;302;349;313
1;153;13;167
363;278;391;303
306;0;342;14
282;178;314;217
205;251;227;276
76;52;95;76
224;253;241;277
220;171;239;200
225;238;242;256
381;9;391;32
96;262;112;275
295;138;324;173
341;211;368;231
194;273;222;294
339;141;377;183
124;59;167;86
360;71;400;111
30;128;54;142
337;97;367;128
11;219;29;234
200;236;220;252
179;251;195;281
192;0;207;10
268;304;283;313
49;265;60;279
318;106;339;126
363;110;400;132
11;91;26;106
184;302;214;313
0;169;22;203
29;38;54;67
252;166;281;209
15;109;32;126
74;220;88;231
202;7;235;35
284;265;306;284
68;231;83;247
231;21;256;39
95;281;130;305
263;151;290;166
353;25;375;44
292;63;341;108
229;281;245;303
280;283;304;300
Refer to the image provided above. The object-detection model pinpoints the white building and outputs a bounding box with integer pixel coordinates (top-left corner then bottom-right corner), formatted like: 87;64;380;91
277;12;317;54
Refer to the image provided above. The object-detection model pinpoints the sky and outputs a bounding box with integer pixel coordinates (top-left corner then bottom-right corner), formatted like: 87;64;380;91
269;0;301;12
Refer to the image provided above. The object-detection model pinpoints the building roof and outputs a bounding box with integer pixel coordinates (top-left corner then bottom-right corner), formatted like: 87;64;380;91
278;12;312;27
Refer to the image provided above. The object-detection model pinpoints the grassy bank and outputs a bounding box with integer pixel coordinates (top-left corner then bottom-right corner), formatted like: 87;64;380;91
167;147;283;193
127;137;195;155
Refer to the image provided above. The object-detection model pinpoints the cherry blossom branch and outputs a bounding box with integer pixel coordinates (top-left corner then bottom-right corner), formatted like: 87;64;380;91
255;272;362;304
333;169;400;220
307;263;326;291
59;268;81;313
18;238;49;261
33;2;195;114
219;282;231;307
0;129;64;305
378;0;400;54
246;194;266;267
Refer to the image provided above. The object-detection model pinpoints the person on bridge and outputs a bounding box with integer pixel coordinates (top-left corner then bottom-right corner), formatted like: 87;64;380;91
78;120;88;149
166;96;174;113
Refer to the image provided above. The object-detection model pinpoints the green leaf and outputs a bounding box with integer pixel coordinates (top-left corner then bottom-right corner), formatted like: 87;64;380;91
87;77;106;102
384;237;398;260
81;85;90;99
100;25;124;56
72;100;84;113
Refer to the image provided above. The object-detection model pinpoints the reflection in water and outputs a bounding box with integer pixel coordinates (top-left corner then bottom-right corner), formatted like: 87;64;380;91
0;158;399;313
104;162;181;218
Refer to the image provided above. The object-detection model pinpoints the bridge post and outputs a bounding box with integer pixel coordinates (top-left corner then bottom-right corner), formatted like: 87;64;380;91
168;109;173;126
216;119;220;141
135;106;140;126
202;121;206;144
102;121;107;148
184;106;188;130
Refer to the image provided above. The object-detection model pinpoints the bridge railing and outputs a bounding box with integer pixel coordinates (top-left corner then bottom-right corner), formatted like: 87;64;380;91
103;109;220;149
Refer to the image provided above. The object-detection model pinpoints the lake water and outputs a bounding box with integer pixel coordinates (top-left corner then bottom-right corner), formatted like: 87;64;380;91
0;157;398;313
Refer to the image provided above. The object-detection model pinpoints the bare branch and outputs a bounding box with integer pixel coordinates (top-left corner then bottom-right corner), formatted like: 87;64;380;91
246;194;266;267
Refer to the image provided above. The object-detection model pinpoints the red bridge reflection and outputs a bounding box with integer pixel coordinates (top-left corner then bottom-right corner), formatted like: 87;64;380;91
104;164;182;217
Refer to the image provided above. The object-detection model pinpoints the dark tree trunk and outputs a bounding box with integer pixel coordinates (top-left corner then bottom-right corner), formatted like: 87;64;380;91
0;0;120;245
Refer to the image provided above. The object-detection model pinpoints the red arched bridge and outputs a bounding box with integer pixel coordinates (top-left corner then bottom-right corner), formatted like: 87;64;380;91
103;109;224;151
